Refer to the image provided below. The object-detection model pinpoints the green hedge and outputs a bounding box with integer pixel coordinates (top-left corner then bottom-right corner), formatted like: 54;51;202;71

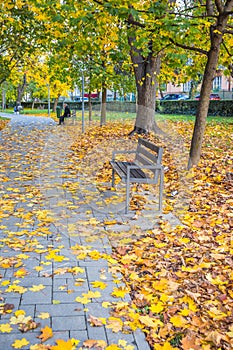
19;100;233;117
158;100;233;117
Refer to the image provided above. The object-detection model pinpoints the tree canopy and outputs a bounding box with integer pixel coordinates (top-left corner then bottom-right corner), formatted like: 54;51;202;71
1;0;233;166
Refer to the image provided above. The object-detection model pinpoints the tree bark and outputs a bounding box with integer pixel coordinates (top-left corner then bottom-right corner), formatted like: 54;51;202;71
53;96;59;112
128;27;162;135
188;6;233;169
100;84;107;126
16;73;27;105
88;89;92;123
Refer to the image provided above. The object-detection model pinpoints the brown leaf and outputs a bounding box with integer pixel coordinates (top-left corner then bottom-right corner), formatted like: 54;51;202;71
181;333;201;350
88;315;104;327
19;319;40;332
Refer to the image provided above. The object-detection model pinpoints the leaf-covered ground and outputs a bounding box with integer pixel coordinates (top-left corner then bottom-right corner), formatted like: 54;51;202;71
0;118;9;131
69;119;233;349
0;117;232;350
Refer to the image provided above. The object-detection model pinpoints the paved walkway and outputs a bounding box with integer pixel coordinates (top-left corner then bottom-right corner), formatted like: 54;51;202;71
0;113;180;349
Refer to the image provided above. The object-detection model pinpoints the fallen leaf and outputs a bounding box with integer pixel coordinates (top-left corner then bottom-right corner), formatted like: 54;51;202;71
38;312;50;319
12;338;29;349
88;314;106;327
0;323;13;333
37;325;53;342
50;339;75;350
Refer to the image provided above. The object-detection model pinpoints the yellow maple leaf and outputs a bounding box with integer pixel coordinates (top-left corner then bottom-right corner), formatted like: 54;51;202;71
15;310;26;317
152;279;168;292
154;341;179;349
76;253;87;260
104;220;117;225
1;279;10;286
50;339;76;350
45;251;65;262
102;301;112;308
179;308;191;316
207;307;227;320
139;315;163;329
89;250;102;260
91;281;107;290
106;345;121;350
149;302;164;314
38;325;53;342
84;291;101;299
75;296;91;304
170;315;187;327
38;312;50;319
12;338;29;349
29;284;45;292
70;267;84;274
14;268;28;278
111;286;129;298
89;218;99;225
34;266;43;272
6;285;28;294
0;323;13;333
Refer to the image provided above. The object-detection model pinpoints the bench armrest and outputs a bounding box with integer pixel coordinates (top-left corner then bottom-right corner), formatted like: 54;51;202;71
112;150;136;161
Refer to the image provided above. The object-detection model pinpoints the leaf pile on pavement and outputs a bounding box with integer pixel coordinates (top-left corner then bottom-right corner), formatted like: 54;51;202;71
0;118;232;349
0;118;9;131
72;120;233;348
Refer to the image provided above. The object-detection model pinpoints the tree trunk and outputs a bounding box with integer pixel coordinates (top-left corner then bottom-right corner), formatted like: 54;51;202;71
88;89;92;123
188;8;232;169
2;83;6;110
128;31;161;135
100;84;107;126
53;96;59;112
16;73;27;105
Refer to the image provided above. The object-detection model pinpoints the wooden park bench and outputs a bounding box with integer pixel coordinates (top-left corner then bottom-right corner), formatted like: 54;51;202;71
110;138;164;213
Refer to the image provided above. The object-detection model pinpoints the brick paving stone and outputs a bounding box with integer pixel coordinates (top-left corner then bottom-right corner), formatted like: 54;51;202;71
69;330;88;341
0;114;182;349
36;303;84;317
52;291;80;303
86;325;107;343
52;315;86;331
20;287;52;305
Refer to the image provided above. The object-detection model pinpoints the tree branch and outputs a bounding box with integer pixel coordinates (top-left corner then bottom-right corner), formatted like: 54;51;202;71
215;0;224;14
169;38;208;55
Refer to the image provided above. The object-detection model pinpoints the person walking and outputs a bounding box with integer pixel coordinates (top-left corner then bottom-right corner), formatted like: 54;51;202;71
58;103;71;125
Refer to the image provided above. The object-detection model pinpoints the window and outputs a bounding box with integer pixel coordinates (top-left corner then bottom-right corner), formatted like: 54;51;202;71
213;76;222;91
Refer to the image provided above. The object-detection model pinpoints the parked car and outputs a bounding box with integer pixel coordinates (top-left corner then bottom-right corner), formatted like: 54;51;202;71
74;96;89;102
160;94;189;101
195;93;221;100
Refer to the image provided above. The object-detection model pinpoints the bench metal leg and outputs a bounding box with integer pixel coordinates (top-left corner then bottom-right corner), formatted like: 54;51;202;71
112;168;115;187
125;169;130;213
125;181;130;214
158;168;164;212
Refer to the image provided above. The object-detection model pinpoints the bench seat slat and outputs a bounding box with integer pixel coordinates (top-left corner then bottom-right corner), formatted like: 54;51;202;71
110;161;147;180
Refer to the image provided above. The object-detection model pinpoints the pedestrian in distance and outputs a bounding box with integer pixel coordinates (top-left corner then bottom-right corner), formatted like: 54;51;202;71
58;103;71;125
14;106;18;114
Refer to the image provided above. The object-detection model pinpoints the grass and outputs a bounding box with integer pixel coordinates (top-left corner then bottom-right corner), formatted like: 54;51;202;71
1;108;233;124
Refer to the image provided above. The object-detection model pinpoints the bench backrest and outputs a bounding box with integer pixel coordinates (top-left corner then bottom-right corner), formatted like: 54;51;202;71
135;138;163;182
